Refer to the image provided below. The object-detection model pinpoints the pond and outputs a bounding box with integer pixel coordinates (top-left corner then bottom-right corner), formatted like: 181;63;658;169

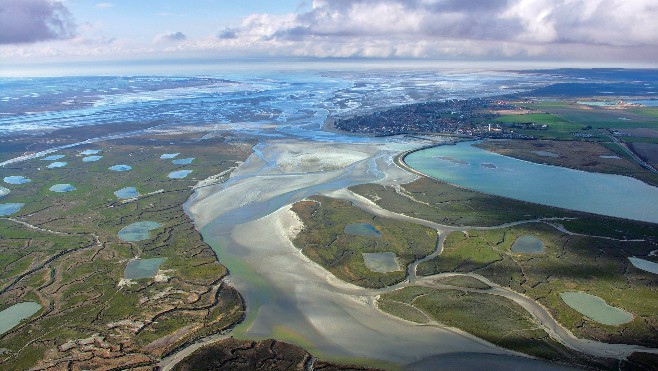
46;162;67;169
41;155;65;161
344;222;383;238
172;157;195;165
0;186;9;197
628;257;658;275
0;203;24;216
0;302;41;335
511;235;545;254
560;292;633;325
124;258;166;279
168;170;193;179
109;164;132;171
114;187;139;199
3;176;31;185
49;184;76;193
80;149;101;155
160;153;179;159
82;155;103;162
405;141;658;224
362;252;401;273
117;221;162;242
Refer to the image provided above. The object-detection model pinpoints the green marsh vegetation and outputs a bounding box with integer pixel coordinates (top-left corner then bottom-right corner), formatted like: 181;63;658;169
0;133;254;369
291;196;437;288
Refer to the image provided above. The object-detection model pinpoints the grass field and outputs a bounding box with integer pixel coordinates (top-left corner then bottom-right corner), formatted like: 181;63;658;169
0;131;253;369
291;196;437;288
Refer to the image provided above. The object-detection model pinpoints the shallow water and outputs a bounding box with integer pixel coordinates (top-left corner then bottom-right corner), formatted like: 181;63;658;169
172;157;194;165
560;292;632;325
0;203;24;216
160;153;179;159
511;235;545;254
0;302;41;335
109;164;131;171
46;161;67;168
114;187;139;199
124;258;166;279
405;141;658;223
41;155;65;161
49;184;76;192
362;252;400;272
82;155;103;162
168;170;192;179
3;176;31;184
344;222;382;237
117;221;162;242
80;149;101;155
628;257;658;275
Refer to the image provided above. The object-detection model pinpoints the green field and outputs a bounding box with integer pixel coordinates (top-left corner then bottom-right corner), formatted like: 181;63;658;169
291;196;437;288
0;132;253;369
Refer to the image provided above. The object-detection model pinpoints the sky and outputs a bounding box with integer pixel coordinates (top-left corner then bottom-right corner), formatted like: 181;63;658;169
1;0;657;68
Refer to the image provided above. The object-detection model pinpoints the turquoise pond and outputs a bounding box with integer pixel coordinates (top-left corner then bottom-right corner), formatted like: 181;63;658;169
80;149;101;155
124;258;166;279
168;170;193;179
511;235;545;254
118;221;162;242
0;302;41;335
4;176;31;184
628;257;658;275
405;141;658;224
109;164;132;171
114;187;139;199
41;155;65;161
49;184;76;192
172;157;195;165
46;162;67;168
362;252;400;273
0;203;24;216
0;186;9;197
344;222;383;237
82;155;103;162
560;292;632;325
160;153;179;159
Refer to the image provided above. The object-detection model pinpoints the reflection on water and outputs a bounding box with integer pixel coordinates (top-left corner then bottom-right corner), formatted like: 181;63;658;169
406;141;658;223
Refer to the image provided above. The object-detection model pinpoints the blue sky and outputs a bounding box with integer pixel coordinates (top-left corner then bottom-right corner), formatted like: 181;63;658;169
1;0;657;67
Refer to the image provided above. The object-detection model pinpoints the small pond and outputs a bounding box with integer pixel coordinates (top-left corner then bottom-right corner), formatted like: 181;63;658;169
4;176;31;185
344;222;382;238
80;149;101;155
160;153;179;159
41;155;65;161
511;235;545;254
82;156;103;162
0;186;9;197
168;170;193;179
362;252;401;273
49;184;76;193
109;165;132;172
0;302;41;335
560;292;633;325
46;162;67;169
114;187;139;199
628;257;658;275
0;203;24;216
172;157;195;165
124;258;166;279
118;221;162;242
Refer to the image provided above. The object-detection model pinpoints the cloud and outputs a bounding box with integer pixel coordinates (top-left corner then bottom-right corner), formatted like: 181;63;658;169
96;3;114;9
218;28;238;40
0;0;76;44
155;31;187;43
216;0;658;62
